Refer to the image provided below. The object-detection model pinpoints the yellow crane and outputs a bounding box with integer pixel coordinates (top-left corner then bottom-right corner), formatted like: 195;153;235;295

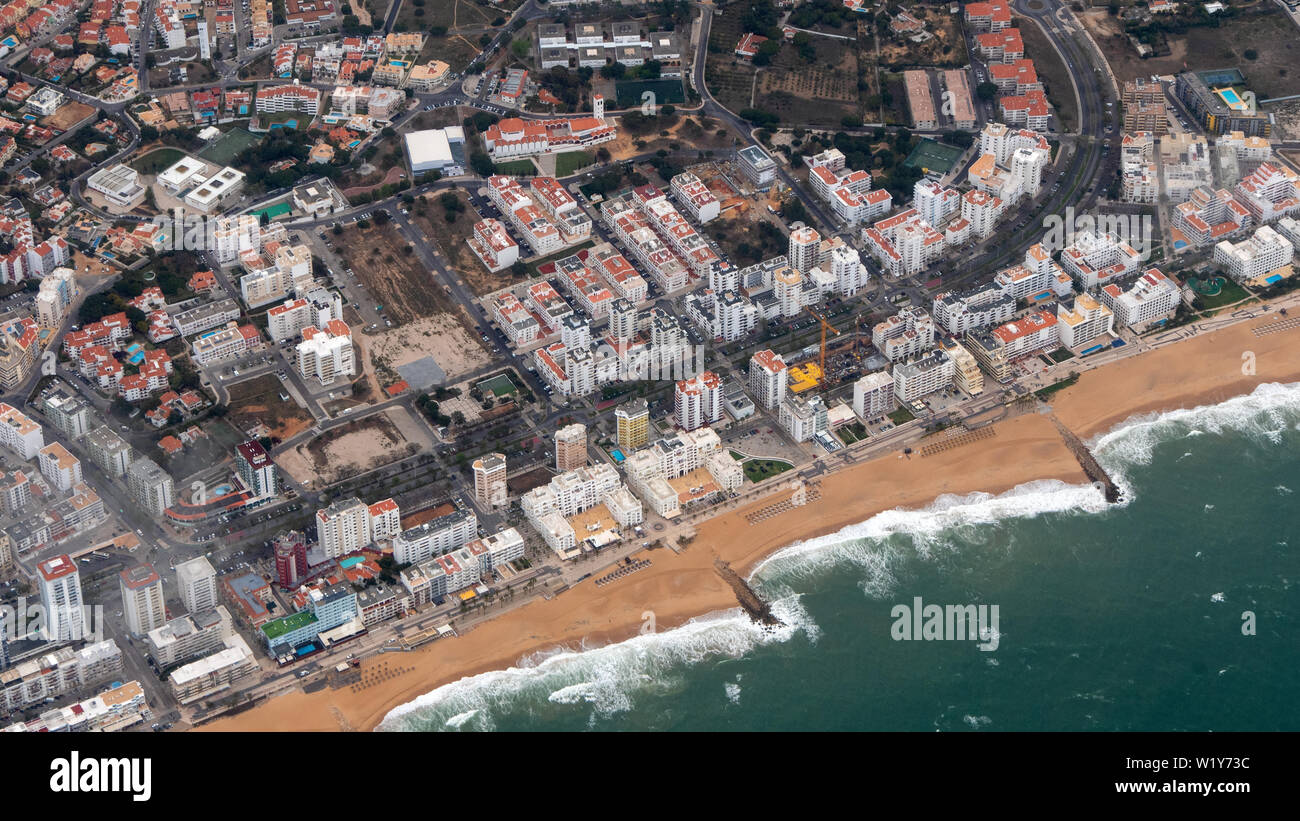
804;306;841;378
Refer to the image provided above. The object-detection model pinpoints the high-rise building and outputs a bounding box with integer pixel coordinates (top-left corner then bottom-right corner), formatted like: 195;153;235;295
787;223;821;274
554;424;588;471
473;453;509;508
126;458;175;518
892;350;955;403
316;497;372;558
615;398;650;451
1056;292;1115;349
37;555;84;642
273;531;309;588
674;371;723;431
853;371;895;419
749;349;788;410
175;556;218;614
779;394;829;443
235;440;278;500
119;564;166;635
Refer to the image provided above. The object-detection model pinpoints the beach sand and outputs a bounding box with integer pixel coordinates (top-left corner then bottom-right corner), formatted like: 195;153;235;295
203;310;1300;732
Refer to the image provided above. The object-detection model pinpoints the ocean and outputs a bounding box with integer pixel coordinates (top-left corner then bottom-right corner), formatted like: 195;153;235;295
377;383;1300;732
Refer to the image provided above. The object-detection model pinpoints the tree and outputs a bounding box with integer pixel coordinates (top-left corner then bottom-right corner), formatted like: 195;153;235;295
976;82;998;102
470;151;495;177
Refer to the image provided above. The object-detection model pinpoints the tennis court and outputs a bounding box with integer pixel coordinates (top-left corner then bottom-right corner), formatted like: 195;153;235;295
904;139;964;174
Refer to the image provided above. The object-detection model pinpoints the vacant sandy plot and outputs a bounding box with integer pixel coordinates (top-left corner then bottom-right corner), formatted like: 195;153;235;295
334;221;453;325
43;100;96;131
360;314;489;393
1082;8;1300;99
226;374;314;441
276;408;434;487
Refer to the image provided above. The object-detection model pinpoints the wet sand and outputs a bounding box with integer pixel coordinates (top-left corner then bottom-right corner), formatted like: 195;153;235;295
204;311;1300;732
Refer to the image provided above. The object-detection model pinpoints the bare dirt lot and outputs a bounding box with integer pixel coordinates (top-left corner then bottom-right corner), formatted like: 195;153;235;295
1081;8;1300;99
276;407;435;488
225;374;314;441
333;220;455;325
409;189;502;295
42;101;96;131
359;314;490;393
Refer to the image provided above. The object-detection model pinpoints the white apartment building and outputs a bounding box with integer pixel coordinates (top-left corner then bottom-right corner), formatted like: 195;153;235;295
317;497;372;558
469;218;520;273
175;557;218;614
1056;292;1114;349
670;171;720;223
853;371;895;419
1060;231;1144;290
1099;267;1180;330
37;555;84;642
932;282;1016;335
0;403;44;460
787;224;822;274
35;443;81;495
1213;225;1295;282
472;452;509;508
779;393;829;443
127;458;174;518
675;371;723;431
863;209;947;278
391;507;479;566
749;349;788;410
1233;163;1300;225
119;564;166;636
296;320;355;385
214;215;261;264
892;350;955;403
872;307;935;362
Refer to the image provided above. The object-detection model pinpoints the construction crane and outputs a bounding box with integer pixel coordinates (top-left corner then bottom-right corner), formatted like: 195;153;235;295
804;306;841;377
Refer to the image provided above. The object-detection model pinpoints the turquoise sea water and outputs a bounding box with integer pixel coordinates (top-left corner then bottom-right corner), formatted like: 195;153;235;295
378;383;1300;732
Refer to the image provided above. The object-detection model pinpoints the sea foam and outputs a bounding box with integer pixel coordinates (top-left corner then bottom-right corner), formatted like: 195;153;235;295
1090;382;1300;487
376;595;814;731
375;383;1300;730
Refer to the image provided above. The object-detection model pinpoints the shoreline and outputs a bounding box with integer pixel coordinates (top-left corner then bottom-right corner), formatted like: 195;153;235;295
203;311;1300;732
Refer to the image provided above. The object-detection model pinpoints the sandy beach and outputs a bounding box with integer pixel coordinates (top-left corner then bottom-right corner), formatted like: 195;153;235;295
204;310;1300;732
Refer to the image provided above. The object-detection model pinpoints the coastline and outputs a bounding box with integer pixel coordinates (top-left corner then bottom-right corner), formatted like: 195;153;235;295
203;311;1300;732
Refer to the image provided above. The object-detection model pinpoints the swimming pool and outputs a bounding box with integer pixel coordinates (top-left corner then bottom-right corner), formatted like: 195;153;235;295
340;556;365;569
610;448;625;463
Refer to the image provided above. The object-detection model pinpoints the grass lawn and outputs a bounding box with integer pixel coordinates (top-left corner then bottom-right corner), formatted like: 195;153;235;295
554;151;594;177
888;407;916;425
1196;277;1252;310
494;158;536;176
130;147;186;174
838;421;868;444
743;458;794;482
